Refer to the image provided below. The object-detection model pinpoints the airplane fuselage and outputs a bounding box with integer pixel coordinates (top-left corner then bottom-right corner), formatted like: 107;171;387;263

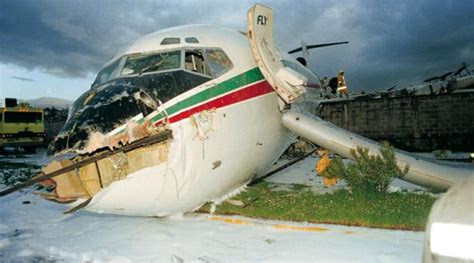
50;25;302;216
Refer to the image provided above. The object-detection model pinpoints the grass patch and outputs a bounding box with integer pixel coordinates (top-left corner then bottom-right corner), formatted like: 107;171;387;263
198;182;437;231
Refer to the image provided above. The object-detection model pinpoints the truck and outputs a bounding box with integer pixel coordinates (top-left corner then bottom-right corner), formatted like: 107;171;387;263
0;98;45;153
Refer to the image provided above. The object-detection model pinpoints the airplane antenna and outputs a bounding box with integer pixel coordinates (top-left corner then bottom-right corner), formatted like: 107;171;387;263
288;41;349;54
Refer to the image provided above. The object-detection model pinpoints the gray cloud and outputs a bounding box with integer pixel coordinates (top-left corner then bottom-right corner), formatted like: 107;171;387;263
11;76;35;82
0;0;473;91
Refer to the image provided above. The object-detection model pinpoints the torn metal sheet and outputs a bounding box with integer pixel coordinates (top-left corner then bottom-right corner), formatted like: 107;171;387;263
190;109;219;140
49;71;210;155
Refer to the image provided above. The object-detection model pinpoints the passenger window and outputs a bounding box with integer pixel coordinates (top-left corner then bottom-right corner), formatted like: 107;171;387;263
185;50;211;76
206;49;233;77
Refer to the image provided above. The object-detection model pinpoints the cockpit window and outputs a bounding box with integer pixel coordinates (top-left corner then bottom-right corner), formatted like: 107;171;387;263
185;50;212;77
161;38;180;45
185;37;199;43
92;48;232;89
206;49;233;77
94;58;121;86
121;50;181;76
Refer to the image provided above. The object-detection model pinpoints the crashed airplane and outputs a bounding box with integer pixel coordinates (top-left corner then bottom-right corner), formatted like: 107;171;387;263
1;4;472;216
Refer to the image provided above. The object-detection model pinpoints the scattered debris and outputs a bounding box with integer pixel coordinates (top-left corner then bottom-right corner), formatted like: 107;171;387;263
225;199;245;207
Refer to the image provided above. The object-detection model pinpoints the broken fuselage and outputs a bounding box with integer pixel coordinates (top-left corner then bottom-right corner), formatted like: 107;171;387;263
46;25;321;216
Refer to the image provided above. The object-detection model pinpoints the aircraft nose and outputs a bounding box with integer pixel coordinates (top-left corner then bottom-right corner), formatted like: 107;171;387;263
48;83;158;155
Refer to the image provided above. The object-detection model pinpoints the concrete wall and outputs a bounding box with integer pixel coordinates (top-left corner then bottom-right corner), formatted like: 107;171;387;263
317;92;474;152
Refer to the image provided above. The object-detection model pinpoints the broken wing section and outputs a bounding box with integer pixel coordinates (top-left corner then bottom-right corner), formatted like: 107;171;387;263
247;4;306;104
282;110;473;190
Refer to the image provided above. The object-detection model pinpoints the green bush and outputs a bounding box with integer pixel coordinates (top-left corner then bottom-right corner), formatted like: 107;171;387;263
322;142;409;193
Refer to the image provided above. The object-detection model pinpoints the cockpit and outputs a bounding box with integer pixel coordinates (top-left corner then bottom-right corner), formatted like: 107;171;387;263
92;46;233;90
50;40;234;154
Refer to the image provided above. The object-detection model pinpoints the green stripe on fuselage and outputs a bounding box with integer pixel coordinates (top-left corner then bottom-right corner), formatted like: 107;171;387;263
150;67;264;123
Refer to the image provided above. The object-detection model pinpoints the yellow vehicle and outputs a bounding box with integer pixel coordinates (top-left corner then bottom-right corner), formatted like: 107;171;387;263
0;98;45;153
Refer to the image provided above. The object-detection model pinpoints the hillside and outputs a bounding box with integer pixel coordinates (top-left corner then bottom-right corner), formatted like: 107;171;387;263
26;97;73;109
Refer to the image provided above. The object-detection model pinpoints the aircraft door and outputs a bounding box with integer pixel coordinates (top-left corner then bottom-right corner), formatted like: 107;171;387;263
247;4;307;104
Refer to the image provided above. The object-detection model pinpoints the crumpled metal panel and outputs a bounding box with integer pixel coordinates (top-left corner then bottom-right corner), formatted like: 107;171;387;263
49;71;210;155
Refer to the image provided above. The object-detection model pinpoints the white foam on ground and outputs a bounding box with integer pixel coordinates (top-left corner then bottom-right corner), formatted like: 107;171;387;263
0;148;51;166
0;154;424;262
0;192;424;262
0;152;429;261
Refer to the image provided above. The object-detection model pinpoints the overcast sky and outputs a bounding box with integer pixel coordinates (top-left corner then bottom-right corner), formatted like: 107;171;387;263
1;0;473;101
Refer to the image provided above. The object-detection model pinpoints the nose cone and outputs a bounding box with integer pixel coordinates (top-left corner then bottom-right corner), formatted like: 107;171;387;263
48;82;157;155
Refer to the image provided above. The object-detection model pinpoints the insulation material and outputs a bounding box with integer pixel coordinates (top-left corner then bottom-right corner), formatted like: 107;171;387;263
39;140;171;203
82;119;155;154
82;131;109;154
77;163;102;196
97;153;130;188
126;142;169;174
127;120;154;142
41;160;90;201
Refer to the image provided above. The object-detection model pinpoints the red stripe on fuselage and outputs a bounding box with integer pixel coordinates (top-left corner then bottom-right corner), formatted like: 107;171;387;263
162;81;274;124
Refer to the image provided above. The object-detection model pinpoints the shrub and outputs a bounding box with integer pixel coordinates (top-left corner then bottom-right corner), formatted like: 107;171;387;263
322;142;409;193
